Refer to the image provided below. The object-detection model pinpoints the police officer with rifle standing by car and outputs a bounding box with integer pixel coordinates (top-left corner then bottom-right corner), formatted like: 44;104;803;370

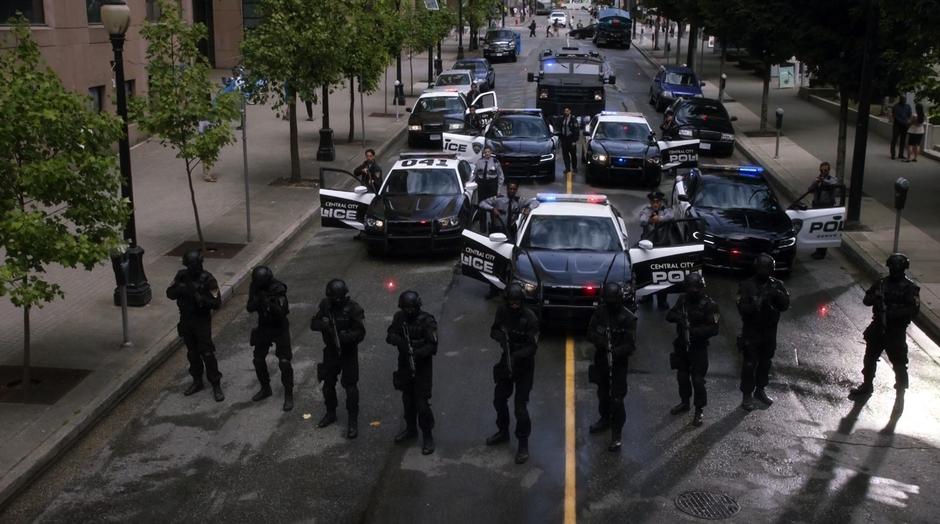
850;253;920;399
310;279;366;439
487;284;540;465
167;250;225;402
666;273;720;427
737;254;790;411
247;266;294;412
386;291;439;455
587;282;637;452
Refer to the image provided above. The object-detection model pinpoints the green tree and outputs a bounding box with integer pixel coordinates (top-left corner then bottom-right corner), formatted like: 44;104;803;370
241;0;347;182
342;0;398;142
0;19;129;393
131;0;240;250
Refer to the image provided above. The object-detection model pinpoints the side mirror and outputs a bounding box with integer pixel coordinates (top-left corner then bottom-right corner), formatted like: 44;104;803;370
527;72;536;82
429;82;435;88
729;115;738;122
677;194;690;202
638;239;654;250
700;81;706;87
465;181;478;191
488;232;508;243
354;185;368;195
607;75;617;84
648;132;657;143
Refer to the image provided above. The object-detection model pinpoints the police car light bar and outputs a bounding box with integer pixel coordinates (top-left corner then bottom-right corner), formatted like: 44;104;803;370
399;152;458;159
537;193;608;204
699;164;765;176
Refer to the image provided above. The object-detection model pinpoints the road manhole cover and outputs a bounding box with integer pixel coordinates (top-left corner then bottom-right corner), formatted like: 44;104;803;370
675;491;740;520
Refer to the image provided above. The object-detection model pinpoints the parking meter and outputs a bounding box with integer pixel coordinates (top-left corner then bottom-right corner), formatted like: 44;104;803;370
894;177;910;210
720;73;727;92
775;107;784;130
394;80;405;106
110;250;130;287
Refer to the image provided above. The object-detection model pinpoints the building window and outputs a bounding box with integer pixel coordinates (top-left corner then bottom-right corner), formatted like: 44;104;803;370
87;1;103;25
88;86;105;113
0;1;45;24
242;0;263;30
124;80;135;100
146;0;161;21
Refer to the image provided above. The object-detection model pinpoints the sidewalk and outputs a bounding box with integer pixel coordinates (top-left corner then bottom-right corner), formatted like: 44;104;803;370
0;41;461;507
633;34;940;343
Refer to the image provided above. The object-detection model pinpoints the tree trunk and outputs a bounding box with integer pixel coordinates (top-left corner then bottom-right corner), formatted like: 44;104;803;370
348;76;355;143
22;304;30;396
686;24;697;71
675;22;683;65
759;63;771;132
718;38;726;99
836;87;849;182
185;158;207;251
409;53;414;96
427;47;433;86
288;89;300;183
360;82;366;147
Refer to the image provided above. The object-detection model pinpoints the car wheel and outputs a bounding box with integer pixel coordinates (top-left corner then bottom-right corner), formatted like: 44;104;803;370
511;53;518;63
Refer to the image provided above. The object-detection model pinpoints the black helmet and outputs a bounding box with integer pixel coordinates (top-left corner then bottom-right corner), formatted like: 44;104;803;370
399;290;422;310
684;272;705;294
754;253;775;280
182;250;203;271
603;282;623;306
505;283;526;307
887;253;909;279
251;266;273;289
325;279;349;301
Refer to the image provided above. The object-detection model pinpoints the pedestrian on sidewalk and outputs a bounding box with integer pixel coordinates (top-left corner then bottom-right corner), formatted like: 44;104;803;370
807;161;840;259
247;266;294;412
905;103;926;163
529;20;537;37
554;20;560;36
890;96;912;160
304;98;314;121
546;23;553;37
849;254;920;399
167;250;225;402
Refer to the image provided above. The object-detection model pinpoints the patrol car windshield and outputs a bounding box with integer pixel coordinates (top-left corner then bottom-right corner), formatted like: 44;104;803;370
693;178;781;212
436;73;471;86
415;97;466;113
678;102;729;119
542;59;601;75
454;61;486;73
489;116;550;139
664;72;696;86
594;122;649;141
382;169;461;196
522;215;621;251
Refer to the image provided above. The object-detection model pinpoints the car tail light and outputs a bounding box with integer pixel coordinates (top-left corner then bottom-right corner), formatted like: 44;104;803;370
730;248;742;257
582;284;598;296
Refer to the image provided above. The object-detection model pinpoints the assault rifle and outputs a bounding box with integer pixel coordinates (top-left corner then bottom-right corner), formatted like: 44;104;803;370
402;323;416;377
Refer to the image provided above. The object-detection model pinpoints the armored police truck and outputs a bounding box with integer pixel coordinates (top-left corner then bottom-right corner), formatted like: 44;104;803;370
527;47;616;119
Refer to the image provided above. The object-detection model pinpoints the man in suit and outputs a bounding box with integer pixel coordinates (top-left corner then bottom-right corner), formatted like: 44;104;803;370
558;106;580;175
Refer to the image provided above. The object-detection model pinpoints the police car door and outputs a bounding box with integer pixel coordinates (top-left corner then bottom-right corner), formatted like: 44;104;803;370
471;92;499;118
442;133;485;163
658;139;700;171
785;201;846;249
460;220;513;290
629;236;704;298
318;168;375;230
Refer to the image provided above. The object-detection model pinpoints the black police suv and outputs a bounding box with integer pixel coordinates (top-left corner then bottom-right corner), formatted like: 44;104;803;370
527;47;616;118
663;97;737;156
583;112;661;186
594;8;632;48
485;110;559;183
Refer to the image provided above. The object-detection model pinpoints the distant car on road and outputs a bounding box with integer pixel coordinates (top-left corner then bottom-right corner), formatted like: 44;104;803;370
662;97;738;157
549;10;568;27
428;69;474;96
594;8;632;48
482;29;521;63
452;58;496;92
649;65;704;112
567;23;596;39
406;90;498;147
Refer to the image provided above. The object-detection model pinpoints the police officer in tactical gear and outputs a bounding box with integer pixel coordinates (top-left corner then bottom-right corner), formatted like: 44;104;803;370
247;266;294;412
737;254;790;411
666;273;719;427
166;250;224;401
487;283;539;464
850;253;921;398
386;291;439;455
587;282;637;452
310;279;366;438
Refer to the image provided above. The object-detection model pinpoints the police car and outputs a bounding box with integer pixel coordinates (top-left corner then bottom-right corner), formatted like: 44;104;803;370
407;90;499;147
583;111;661;186
460;193;704;319
318;153;478;255
672;164;846;273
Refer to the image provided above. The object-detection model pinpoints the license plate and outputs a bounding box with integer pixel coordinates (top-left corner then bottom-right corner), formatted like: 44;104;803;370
430;134;441;140
700;142;711;150
493;52;504;56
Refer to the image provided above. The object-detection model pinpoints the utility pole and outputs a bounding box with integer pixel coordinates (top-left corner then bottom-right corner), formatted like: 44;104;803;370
847;0;878;225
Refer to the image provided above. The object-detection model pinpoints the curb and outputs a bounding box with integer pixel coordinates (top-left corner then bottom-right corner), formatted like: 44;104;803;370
0;125;408;511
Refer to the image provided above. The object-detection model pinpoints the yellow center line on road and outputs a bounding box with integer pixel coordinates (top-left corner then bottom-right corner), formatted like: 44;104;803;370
566;169;573;194
564;335;576;524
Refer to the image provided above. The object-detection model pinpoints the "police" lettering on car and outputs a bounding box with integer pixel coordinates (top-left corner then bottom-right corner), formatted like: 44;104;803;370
443;141;469;153
322;200;358;220
808;219;844;234
462;246;496;274
649;261;699;285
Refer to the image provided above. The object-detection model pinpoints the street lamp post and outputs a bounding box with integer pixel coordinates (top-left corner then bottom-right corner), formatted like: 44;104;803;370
102;0;151;307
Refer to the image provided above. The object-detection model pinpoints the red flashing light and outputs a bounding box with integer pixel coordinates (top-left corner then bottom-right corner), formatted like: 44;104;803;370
420;220;428;224
582;284;598;296
818;304;829;317
385;279;397;292
586;195;605;204
730;248;742;257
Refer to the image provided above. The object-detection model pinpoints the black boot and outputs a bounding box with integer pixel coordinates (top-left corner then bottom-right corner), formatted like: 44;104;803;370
422;431;436;455
395;427;418;443
317;410;337;428
849;382;873;399
608;433;622;452
183;380;204;396
515;438;529;464
670;401;690;415
252;384;273;402
211;382;225;402
346;413;359;439
692;409;704;427
282;389;294;412
486;430;510;446
589;418;610;434
754;388;774;406
741;393;756;411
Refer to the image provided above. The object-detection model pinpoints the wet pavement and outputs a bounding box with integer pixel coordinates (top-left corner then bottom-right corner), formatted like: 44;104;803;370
3;15;939;524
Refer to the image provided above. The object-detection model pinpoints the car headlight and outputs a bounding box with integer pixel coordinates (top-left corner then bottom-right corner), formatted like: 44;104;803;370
777;236;796;248
539;89;549;99
594;91;603;101
437;215;460;229
720;133;735;141
540;153;555;162
678;128;693;137
408;125;421;131
662;91;674;99
448;122;465;130
513;278;539;296
592;153;608;164
365;217;384;229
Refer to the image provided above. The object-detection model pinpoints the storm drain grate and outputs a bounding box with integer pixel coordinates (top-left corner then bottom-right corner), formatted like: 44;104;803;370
674;491;740;520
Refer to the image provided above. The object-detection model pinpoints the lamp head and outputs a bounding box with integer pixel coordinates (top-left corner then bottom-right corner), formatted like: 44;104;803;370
101;0;131;37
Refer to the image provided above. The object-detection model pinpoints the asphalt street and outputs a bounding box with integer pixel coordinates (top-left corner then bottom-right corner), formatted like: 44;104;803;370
4;13;940;524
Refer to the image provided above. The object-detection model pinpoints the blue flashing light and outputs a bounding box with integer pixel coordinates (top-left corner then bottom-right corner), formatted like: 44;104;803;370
738;165;764;175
